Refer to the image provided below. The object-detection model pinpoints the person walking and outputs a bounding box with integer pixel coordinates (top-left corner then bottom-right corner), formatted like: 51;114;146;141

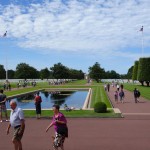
119;89;125;103
0;89;9;122
117;84;120;91
6;100;25;150
114;91;118;104
134;88;139;103
34;92;42;119
46;104;68;150
107;83;110;92
120;84;124;90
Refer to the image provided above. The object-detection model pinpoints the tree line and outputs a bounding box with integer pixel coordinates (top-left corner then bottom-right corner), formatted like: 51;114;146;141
126;57;150;86
0;63;84;80
0;62;125;81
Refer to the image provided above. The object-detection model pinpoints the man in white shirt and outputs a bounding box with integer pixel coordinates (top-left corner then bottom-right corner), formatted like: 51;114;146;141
6;100;25;150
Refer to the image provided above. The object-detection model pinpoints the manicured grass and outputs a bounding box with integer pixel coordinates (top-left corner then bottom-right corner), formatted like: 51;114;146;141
6;109;121;118
2;80;115;118
66;80;87;85
124;84;150;100
91;85;112;108
4;80;112;108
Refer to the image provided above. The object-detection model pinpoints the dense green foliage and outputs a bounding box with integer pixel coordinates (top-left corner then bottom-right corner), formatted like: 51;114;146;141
15;63;39;79
94;102;107;113
1;61;127;80
0;62;84;80
126;66;133;79
0;65;5;79
40;67;51;79
8;70;15;79
89;62;105;82
138;57;150;86
105;70;120;79
50;63;70;79
132;61;139;81
50;63;84;79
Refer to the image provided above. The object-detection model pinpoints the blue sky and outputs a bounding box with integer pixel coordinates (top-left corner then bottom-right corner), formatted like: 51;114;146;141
0;0;150;74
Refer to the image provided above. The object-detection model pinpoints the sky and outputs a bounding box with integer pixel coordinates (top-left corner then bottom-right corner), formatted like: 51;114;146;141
0;0;150;74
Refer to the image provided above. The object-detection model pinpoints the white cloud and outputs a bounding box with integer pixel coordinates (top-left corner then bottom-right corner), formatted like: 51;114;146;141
0;0;150;59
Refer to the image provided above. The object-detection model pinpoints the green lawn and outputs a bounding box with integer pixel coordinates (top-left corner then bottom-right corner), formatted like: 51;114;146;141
5;109;121;118
91;85;112;108
1;80;116;117
124;83;150;100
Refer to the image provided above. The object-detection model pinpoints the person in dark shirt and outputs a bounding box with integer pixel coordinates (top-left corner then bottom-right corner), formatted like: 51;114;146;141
134;88;139;103
0;89;9;122
34;92;42;119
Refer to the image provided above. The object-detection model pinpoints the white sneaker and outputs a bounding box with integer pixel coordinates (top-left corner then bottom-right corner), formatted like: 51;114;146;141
6;120;9;122
0;120;3;123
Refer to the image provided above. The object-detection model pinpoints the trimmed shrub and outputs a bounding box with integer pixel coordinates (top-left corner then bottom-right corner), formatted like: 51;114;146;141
94;102;107;113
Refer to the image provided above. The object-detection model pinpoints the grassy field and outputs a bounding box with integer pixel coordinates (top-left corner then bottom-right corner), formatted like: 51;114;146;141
124;83;150;100
5;109;121;118
4;80;112;108
0;80;118;117
91;86;112;108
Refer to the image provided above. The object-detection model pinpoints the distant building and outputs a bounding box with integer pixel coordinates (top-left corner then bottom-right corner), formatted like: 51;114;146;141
84;74;89;80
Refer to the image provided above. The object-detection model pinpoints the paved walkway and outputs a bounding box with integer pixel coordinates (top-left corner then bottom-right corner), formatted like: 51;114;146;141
1;118;150;150
1;85;150;150
106;85;150;119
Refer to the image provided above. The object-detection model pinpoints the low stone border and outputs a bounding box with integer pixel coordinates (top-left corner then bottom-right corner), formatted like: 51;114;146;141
7;89;44;100
82;88;92;110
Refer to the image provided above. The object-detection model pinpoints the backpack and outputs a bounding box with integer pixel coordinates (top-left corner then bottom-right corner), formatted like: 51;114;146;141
119;91;124;97
137;91;140;97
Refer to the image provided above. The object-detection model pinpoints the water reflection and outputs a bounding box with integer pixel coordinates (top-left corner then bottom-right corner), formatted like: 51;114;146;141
7;91;88;109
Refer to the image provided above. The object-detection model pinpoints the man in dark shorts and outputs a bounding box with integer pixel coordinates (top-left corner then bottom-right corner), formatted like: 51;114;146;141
0;89;9;122
6;100;25;150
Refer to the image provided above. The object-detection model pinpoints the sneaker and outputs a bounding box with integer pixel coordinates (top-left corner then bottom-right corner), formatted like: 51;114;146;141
0;120;2;123
6;120;9;122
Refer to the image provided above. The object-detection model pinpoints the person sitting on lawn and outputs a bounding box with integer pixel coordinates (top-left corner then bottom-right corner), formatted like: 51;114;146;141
64;104;71;111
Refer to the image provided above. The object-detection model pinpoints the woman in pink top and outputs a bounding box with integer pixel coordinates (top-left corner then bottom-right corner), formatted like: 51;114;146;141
46;105;68;150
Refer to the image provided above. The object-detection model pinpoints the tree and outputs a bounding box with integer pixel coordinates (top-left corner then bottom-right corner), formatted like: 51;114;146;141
15;63;39;79
50;63;69;79
105;70;120;79
138;57;150;86
8;70;15;79
68;69;84;79
88;62;105;82
127;66;134;79
40;68;50;79
132;61;139;81
0;65;5;79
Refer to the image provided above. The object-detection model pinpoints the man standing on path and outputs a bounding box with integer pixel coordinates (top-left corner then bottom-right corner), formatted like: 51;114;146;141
0;89;9;122
107;83;110;92
6;100;25;150
134;88;139;103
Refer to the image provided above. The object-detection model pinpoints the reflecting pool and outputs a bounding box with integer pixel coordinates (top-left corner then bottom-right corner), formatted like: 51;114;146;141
6;91;88;109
